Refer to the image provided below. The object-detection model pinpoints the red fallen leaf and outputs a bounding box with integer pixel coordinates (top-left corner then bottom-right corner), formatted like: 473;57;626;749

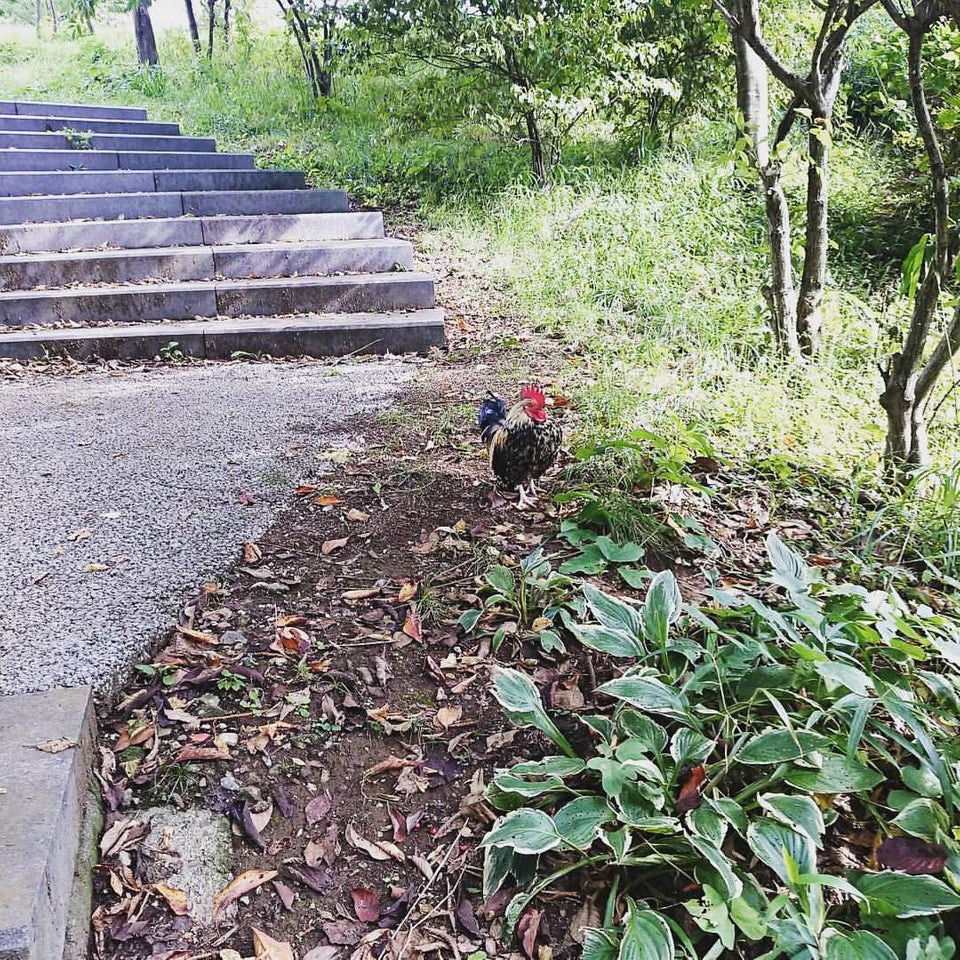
351;887;381;922
272;785;296;818
389;808;407;842
286;863;334;893
403;607;422;642
675;764;707;813
315;494;342;507
877;836;947;875
176;744;231;763
237;491;256;506
305;794;332;824
243;541;263;564
456;897;482;937
294;485;317;496
517;908;542;959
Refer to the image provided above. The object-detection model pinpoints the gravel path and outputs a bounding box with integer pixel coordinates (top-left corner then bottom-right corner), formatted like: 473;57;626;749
0;361;415;700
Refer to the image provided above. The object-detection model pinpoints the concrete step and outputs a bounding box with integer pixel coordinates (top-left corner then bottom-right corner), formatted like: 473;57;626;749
4;100;148;120
0;686;97;960
0;211;384;254
0;239;414;289
0;114;181;135
0;309;445;360
0;131;215;152
0;149;254;172
0;188;349;224
0;168;307;196
0;272;435;324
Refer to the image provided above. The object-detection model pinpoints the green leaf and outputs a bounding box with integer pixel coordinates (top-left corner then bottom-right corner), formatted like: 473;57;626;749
485;564;516;596
851;871;960;918
583;583;644;635
815;660;874;697
738;728;831;764
554;796;612;850
560;545;607;574
582;928;620;960
892;798;948;841
825;930;898;960
766;532;810;595
900;233;932;300
619;901;674;960
480;808;560;855
491;668;577;757
688;834;743;899
730;896;767;941
785;753;883;794
643;570;682;647
572;624;645;658
619;567;651;589
539;629;566;654
597;536;645;564
759;794;825;848
597;674;690;718
746;819;815;886
458;608;483;633
902;765;943;799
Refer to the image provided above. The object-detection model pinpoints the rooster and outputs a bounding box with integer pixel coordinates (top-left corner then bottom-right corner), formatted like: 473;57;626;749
478;385;562;508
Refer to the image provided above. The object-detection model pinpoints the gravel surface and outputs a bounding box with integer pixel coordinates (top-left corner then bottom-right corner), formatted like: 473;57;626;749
0;361;415;700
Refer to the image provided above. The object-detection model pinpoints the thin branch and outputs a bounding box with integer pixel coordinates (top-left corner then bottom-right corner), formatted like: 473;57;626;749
917;306;960;402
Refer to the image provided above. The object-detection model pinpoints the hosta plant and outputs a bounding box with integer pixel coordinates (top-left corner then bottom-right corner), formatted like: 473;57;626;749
483;535;960;959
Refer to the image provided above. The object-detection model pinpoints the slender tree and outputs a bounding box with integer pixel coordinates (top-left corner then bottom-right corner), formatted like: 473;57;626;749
714;0;879;357
133;0;160;65
878;0;960;474
184;0;202;52
730;0;768;168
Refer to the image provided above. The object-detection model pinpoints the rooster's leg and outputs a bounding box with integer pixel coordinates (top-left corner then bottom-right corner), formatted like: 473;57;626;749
516;484;536;510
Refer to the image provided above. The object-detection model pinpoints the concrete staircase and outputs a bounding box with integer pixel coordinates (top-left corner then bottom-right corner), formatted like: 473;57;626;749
0;100;444;360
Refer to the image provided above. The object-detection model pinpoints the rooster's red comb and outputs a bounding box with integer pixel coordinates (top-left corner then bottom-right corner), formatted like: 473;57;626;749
520;384;546;405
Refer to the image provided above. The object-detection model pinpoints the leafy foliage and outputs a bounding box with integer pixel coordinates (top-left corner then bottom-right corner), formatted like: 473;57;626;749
483;536;960;958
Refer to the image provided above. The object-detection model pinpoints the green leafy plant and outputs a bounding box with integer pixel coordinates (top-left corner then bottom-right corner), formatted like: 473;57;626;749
481;535;960;958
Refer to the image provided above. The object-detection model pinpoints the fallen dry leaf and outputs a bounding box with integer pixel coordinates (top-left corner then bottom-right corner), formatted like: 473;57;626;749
351;887;381;922
403;608;422;643
153;883;190;917
342;587;380;601
272;880;296;912
434;705;462;730
345;822;405;862
243;541;263;564
346;508;370;522
518;908;542;960
305;794;332;825
322;537;349;555
397;581;418;603
34;738;77;754
213;869;278;917
237;491;256;506
176;744;231;763
675;764;707;814
877;836;947;874
315;494;343;507
252;927;295;960
304;948;341;960
83;562;108;573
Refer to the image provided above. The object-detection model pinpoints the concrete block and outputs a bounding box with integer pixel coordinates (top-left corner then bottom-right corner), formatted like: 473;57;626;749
0;686;96;960
0;217;206;255
0;192;184;226
117;152;255;171
202;309;446;358
212;238;413;279
0;247;215;290
200;211;384;244
0;310;446;361
214;272;436;317
0;150;121;172
182;188;348;217
153;169;306;192
13;101;148;121
0;170;156;197
30;117;181;136
0;133;214;152
0;282;219;325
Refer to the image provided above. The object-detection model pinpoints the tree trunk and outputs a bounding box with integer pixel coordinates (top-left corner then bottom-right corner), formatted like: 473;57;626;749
525;111;548;186
760;161;799;356
223;0;231;42
319;17;334;98
796;121;829;355
206;0;215;58
47;0;58;33
733;22;769;167
184;0;201;52
881;354;929;475
133;0;160;65
35;0;41;34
